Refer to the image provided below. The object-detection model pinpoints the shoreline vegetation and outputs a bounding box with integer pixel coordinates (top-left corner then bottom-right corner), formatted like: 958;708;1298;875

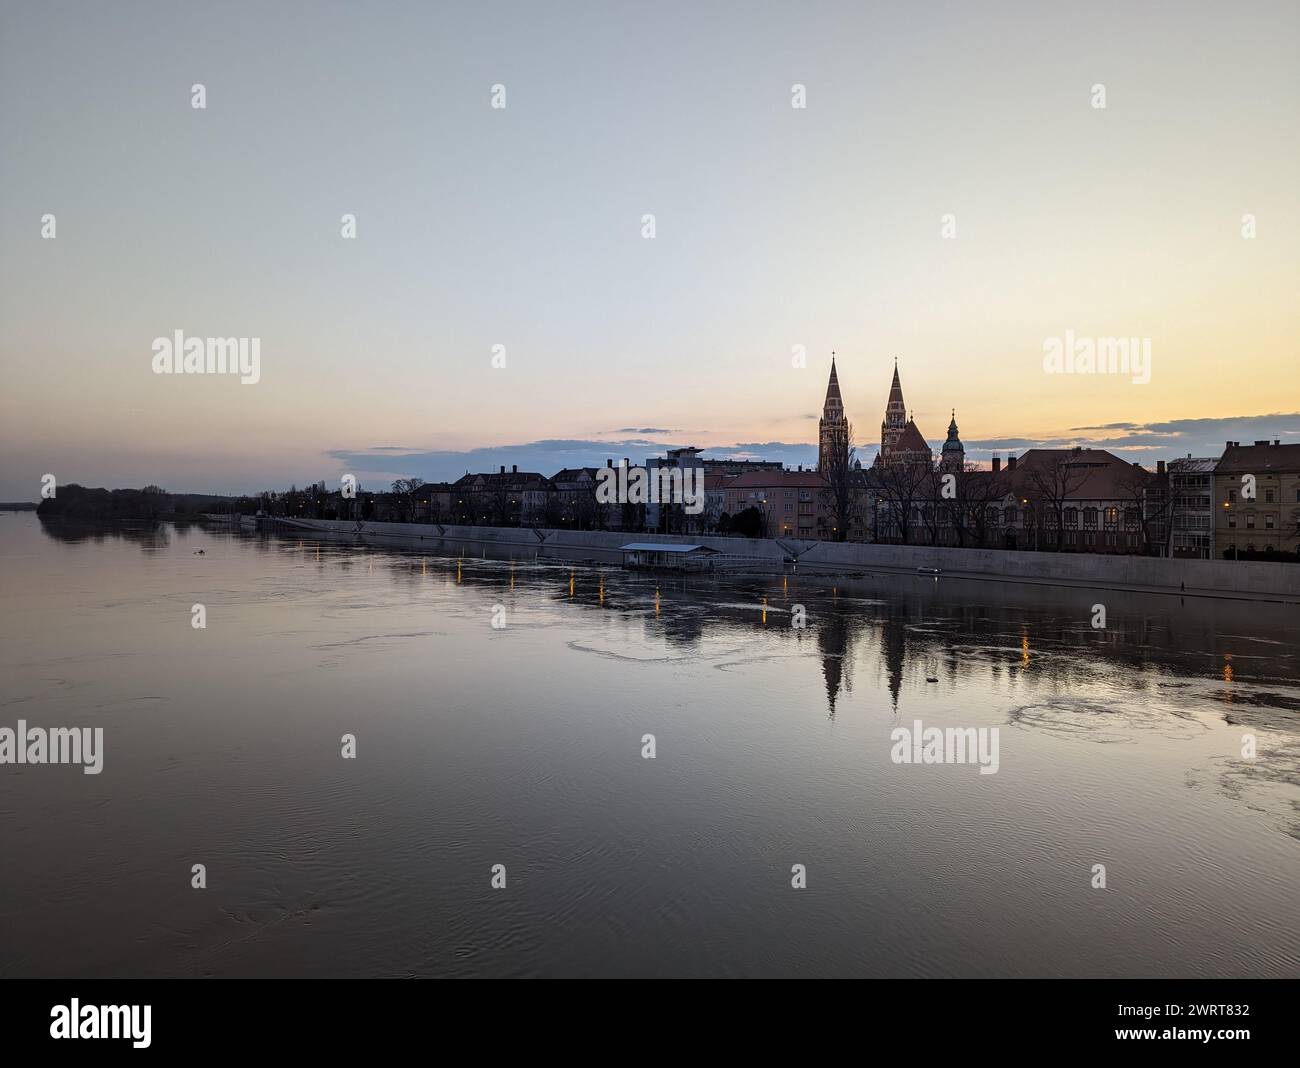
33;485;238;524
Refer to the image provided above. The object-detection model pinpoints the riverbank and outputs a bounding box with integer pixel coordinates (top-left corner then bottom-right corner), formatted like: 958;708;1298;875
240;516;1300;604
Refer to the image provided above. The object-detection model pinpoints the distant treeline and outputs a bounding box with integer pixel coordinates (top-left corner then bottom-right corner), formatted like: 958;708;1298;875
0;501;39;511
35;485;239;523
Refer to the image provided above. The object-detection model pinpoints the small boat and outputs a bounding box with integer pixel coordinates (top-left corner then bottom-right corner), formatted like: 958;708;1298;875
917;567;941;575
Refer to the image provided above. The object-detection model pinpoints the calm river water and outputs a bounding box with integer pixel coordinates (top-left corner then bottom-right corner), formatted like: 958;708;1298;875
1;514;1297;977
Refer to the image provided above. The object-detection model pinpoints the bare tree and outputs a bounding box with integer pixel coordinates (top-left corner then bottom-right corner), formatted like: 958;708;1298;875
1023;453;1088;551
1115;464;1171;556
487;477;514;526
822;421;858;542
946;464;1005;547
875;460;931;544
391;478;427;523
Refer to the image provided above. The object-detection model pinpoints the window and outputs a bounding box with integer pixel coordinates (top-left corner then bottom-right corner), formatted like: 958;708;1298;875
1104;507;1118;526
1228;489;1237;502
1265;489;1275;503
1005;507;1018;526
1063;508;1078;528
1246;514;1256;529
1083;508;1098;528
1265;514;1275;529
1228;513;1236;528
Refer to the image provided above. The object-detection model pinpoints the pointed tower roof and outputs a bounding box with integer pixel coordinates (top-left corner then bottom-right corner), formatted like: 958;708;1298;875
887;360;905;409
823;353;843;407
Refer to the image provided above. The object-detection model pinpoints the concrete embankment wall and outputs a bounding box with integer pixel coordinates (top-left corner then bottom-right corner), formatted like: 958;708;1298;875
263;518;1300;600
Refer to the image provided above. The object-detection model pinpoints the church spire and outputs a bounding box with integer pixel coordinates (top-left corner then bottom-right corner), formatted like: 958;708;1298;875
823;352;843;408
818;353;848;474
879;359;910;464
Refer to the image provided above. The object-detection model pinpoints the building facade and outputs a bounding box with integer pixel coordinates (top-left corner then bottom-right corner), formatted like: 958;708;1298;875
1168;457;1215;558
1214;441;1300;559
724;470;831;539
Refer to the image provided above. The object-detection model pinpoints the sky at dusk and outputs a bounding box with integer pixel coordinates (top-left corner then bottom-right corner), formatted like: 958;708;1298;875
1;0;1297;499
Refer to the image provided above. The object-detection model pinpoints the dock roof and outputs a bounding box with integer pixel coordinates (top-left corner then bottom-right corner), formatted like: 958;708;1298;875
619;543;718;554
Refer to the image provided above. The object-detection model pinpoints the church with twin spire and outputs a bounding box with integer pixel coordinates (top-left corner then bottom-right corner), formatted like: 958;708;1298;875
817;354;964;474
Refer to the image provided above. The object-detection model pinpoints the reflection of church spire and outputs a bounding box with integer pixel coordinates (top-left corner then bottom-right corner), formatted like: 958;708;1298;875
818;599;861;717
880;607;907;711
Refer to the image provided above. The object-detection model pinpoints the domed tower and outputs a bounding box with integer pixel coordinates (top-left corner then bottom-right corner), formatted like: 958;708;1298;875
940;409;965;473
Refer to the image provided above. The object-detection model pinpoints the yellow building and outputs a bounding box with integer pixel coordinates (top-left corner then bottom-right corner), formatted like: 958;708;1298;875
1213;441;1300;560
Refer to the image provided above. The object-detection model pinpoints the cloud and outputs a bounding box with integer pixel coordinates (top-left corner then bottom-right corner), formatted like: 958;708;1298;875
962;413;1300;464
326;438;822;483
321;412;1300;488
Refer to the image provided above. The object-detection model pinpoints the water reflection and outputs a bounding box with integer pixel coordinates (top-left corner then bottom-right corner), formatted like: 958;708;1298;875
219;524;1300;721
237;526;1300;838
6;517;1298;976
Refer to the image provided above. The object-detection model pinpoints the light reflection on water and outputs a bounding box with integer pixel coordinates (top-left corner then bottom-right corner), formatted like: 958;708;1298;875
1;514;1297;977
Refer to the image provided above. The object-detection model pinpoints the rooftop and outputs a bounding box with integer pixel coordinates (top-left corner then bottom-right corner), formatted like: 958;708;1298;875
619;543;718;554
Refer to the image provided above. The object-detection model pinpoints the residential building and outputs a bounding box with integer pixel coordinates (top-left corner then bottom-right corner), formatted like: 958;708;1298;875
989;449;1155;554
551;466;602;528
724;470;831;539
451;466;554;526
701;458;784;476
1168;457;1216;559
646;446;706;533
1214;440;1300;559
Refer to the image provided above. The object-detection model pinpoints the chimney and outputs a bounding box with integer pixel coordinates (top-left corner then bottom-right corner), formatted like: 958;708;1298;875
1275;439;1281;446
1254;440;1269;447
606;458;612;467
1007;455;1017;471
991;457;1001;473
623;457;630;467
512;464;518;474
1157;460;1166;475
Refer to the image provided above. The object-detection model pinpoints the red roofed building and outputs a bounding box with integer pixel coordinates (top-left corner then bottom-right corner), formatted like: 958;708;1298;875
992;448;1159;553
